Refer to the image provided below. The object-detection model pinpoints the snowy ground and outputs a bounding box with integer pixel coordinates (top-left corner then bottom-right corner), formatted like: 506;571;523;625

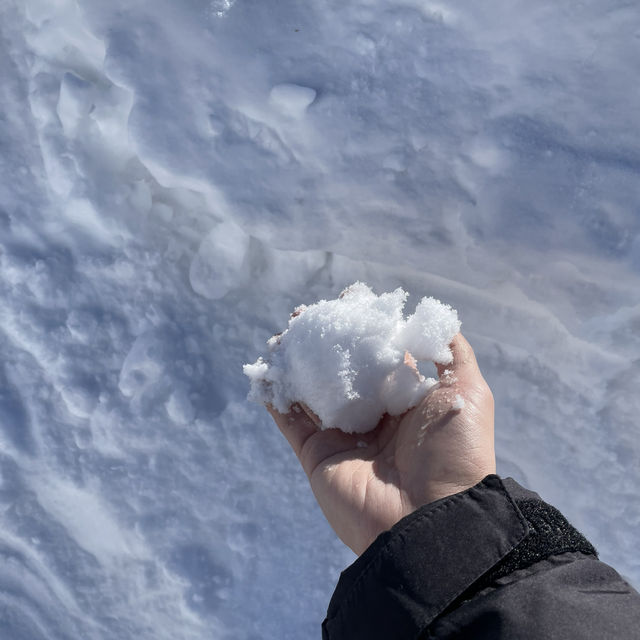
1;0;639;638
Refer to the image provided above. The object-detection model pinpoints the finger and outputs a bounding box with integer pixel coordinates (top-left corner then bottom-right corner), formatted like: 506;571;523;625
269;306;307;345
270;331;283;346
436;333;482;381
268;404;365;478
404;350;419;373
300;402;322;428
267;403;318;459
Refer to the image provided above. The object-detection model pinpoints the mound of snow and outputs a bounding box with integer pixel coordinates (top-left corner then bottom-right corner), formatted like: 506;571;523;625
243;282;460;433
269;83;317;118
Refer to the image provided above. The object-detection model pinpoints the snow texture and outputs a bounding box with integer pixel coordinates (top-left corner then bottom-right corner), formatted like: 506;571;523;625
0;0;639;638
269;84;317;119
244;282;459;432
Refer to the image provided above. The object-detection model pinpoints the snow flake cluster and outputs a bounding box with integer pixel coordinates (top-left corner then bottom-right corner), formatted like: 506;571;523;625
244;282;460;433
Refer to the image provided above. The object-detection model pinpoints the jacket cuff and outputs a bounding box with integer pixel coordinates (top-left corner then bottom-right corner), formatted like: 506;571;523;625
322;475;529;640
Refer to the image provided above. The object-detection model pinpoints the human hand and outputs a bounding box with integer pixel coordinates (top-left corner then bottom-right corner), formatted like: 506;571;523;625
267;333;496;555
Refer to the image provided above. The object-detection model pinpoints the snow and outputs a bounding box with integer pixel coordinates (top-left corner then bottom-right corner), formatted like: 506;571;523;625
452;394;465;411
269;84;317;119
244;282;459;432
0;0;639;638
189;221;251;300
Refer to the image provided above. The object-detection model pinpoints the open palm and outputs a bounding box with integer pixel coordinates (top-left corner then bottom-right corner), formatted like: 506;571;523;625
268;333;496;555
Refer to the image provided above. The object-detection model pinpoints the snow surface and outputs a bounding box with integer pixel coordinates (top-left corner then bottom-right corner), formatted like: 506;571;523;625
244;282;459;432
1;0;639;638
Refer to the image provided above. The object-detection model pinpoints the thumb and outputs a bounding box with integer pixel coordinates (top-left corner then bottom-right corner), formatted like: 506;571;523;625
436;333;482;382
267;404;318;461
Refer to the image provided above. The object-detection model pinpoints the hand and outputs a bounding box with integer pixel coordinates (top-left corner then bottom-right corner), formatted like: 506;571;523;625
267;333;496;555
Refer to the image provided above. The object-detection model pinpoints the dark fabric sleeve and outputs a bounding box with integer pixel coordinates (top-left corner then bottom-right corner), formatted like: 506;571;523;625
322;475;640;640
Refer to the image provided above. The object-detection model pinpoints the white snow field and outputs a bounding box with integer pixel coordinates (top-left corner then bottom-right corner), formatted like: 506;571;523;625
0;0;639;638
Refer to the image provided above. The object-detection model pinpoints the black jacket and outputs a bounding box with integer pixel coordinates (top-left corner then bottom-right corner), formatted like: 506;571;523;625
322;475;640;639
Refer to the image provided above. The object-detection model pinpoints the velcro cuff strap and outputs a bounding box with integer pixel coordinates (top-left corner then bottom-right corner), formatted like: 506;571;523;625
474;496;598;590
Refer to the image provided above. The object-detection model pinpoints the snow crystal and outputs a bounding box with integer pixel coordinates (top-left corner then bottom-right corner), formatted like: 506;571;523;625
244;282;460;433
209;0;236;18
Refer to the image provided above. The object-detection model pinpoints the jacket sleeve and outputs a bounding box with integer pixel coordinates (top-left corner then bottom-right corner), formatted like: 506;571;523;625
321;475;640;640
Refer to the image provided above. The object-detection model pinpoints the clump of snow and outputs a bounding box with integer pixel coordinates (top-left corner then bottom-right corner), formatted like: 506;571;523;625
209;0;236;17
244;282;460;433
189;221;250;300
269;83;317;118
452;394;465;410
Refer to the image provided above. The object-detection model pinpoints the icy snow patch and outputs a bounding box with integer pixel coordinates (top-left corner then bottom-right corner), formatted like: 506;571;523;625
269;84;317;119
189;221;250;299
244;282;460;433
209;0;236;17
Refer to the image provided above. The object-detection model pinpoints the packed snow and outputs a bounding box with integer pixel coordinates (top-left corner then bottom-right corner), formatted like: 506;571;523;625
244;282;460;432
269;83;317;119
1;0;639;639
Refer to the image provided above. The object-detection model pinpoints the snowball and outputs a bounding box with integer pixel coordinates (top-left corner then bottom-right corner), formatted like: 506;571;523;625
243;282;460;433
